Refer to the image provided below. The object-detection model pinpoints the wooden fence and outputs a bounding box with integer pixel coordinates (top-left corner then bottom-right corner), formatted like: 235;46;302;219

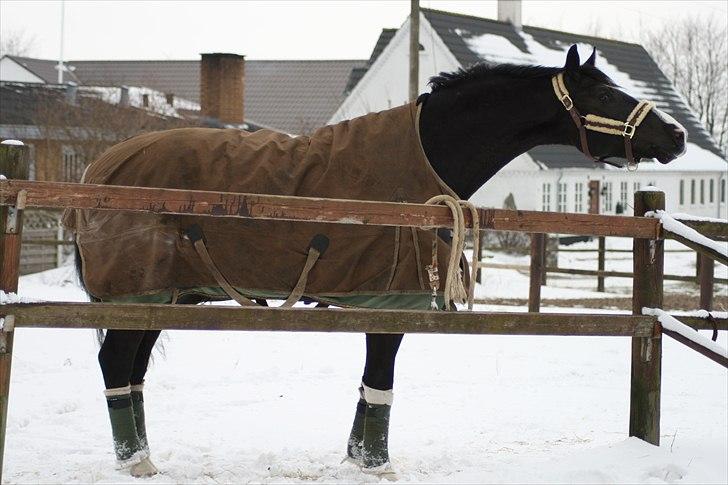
1;143;726;478
476;249;726;312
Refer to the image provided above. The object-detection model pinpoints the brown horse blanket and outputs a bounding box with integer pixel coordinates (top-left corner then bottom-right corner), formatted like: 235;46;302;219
63;103;458;304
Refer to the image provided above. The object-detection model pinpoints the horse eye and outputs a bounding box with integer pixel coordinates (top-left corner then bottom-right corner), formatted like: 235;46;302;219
599;92;611;103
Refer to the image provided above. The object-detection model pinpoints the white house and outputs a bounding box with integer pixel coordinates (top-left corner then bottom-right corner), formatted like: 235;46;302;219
330;6;727;220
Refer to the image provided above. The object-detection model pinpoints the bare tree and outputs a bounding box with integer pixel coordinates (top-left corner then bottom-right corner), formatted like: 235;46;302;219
32;86;195;181
643;16;728;152
0;29;36;57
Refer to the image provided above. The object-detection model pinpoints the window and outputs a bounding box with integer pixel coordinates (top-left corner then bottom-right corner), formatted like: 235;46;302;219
679;180;684;205
700;179;705;204
722;179;726;203
620;181;629;209
633;182;641;194
542;183;552;211
62;146;85;182
557;182;568;212
691;179;696;204
709;179;714;203
603;182;613;212
574;183;584;212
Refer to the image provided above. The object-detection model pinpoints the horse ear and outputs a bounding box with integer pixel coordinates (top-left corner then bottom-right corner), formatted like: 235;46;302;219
564;44;580;71
584;47;597;67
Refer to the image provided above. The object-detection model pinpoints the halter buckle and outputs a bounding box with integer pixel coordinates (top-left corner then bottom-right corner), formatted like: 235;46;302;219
560;94;574;111
623;123;636;139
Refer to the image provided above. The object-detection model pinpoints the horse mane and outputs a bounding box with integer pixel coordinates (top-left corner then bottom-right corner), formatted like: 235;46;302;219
429;62;617;92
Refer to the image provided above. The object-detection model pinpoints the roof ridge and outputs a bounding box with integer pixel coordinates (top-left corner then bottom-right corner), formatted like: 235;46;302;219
69;58;367;64
420;7;643;48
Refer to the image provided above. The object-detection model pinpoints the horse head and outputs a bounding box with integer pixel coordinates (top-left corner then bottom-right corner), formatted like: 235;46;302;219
558;45;687;166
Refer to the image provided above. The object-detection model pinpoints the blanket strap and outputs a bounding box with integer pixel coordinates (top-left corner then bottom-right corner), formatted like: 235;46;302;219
281;234;329;307
184;225;257;307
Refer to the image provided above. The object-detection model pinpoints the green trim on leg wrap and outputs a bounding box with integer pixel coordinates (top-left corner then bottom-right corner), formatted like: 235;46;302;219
362;403;391;468
347;398;367;460
130;390;148;452
106;394;144;462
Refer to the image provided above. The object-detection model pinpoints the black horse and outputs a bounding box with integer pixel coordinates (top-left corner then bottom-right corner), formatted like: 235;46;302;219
82;46;685;476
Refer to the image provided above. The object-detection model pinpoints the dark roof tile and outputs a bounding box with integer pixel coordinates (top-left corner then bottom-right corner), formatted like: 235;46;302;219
70;58;366;134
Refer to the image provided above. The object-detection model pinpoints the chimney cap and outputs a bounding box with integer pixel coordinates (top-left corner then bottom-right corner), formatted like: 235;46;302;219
200;52;246;59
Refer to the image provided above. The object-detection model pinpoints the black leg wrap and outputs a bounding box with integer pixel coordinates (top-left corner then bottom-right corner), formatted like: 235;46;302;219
362;403;391;469
347;397;367;461
106;394;144;463
130;389;148;452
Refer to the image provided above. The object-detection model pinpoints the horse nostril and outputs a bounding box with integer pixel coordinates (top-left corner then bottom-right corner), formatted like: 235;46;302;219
673;129;685;144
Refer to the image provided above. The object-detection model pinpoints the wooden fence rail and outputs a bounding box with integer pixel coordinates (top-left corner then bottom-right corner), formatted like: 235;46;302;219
0;179;663;238
477;262;728;285
0;303;656;337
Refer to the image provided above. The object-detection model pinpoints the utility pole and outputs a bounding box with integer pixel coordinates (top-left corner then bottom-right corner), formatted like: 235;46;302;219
57;0;65;84
409;0;419;102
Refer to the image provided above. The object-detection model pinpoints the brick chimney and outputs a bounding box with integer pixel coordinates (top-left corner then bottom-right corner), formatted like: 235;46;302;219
200;53;245;125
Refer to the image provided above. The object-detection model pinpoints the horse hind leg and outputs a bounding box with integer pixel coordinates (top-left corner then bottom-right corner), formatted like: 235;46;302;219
129;330;161;454
346;333;403;472
98;329;159;476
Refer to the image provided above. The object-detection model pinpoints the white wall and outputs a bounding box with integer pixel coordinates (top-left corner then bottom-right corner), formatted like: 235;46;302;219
329;14;460;123
0;57;44;83
472;168;727;220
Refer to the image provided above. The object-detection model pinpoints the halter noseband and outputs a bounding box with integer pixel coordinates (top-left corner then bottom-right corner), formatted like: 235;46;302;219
552;72;655;170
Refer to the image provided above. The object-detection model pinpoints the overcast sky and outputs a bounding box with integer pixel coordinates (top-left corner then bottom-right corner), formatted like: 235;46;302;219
1;1;726;61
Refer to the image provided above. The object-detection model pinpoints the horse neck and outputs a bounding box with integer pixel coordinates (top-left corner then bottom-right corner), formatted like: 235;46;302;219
418;75;575;199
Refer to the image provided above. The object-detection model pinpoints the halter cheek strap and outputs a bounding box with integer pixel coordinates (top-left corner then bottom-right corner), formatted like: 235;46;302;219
552;72;655;170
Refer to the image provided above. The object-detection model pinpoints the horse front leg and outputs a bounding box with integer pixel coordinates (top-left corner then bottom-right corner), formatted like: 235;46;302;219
347;333;403;470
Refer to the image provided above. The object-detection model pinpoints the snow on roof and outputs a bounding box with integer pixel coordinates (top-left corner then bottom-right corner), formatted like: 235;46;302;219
457;30;726;172
81;85;200;118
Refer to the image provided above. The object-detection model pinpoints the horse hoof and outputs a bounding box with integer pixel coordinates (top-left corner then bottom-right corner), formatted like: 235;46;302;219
130;457;159;477
340;455;362;466
361;462;397;480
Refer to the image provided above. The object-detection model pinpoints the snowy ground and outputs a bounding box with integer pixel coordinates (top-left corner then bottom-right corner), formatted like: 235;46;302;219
3;243;727;484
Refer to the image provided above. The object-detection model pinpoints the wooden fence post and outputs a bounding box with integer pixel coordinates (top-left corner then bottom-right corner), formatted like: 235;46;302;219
630;189;664;445
476;230;485;284
699;253;714;311
597;236;606;292
695;251;701;281
0;141;30;478
541;234;548;286
529;233;545;312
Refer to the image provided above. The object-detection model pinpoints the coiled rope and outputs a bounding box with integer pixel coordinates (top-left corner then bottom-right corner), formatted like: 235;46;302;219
424;195;480;310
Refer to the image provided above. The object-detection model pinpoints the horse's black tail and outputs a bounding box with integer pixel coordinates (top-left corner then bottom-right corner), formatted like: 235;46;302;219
74;242;105;346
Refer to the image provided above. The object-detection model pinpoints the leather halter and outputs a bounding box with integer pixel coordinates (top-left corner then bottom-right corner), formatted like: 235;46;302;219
552;72;655;170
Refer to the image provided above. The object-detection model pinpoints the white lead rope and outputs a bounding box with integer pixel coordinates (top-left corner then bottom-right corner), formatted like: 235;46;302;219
424;195;480;310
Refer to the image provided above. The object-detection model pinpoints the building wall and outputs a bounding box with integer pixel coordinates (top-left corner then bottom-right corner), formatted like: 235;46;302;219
471;169;727;219
330;14;460;123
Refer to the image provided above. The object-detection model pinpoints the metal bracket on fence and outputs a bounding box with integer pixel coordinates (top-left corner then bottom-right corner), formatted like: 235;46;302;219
5;190;27;234
0;315;15;353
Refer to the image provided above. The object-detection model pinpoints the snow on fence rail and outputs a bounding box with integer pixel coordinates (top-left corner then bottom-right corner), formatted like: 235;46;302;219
646;210;728;266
